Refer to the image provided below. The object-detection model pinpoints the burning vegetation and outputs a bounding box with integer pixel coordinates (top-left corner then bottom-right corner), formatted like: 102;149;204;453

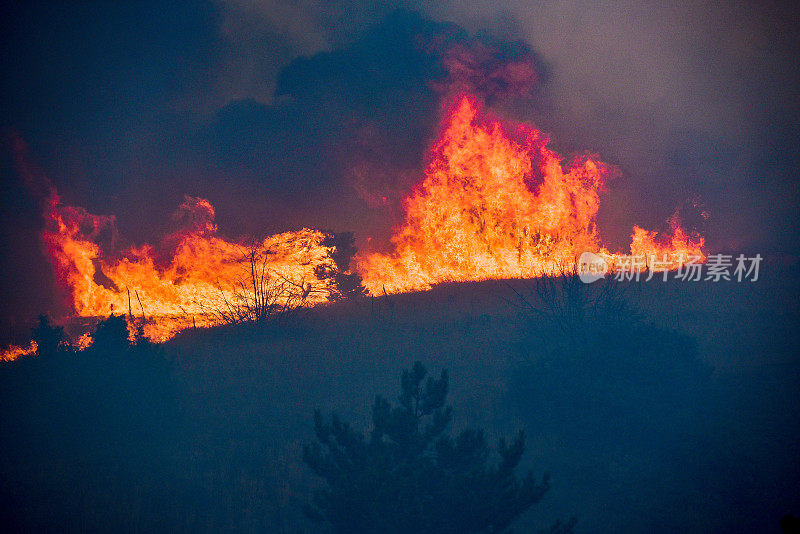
3;92;704;357
41;192;342;343
358;94;704;293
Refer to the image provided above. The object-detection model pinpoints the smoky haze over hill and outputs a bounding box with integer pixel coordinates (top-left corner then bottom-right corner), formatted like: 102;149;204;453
1;2;799;332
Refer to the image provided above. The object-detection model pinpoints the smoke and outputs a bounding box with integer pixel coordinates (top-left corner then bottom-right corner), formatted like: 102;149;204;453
0;134;66;335
432;40;540;101
202;10;546;247
421;0;800;252
1;2;798;336
169;196;218;237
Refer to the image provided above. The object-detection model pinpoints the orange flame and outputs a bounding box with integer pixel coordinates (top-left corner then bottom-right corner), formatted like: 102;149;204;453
1;93;706;355
41;193;337;342
0;341;38;362
359;94;704;293
630;214;706;269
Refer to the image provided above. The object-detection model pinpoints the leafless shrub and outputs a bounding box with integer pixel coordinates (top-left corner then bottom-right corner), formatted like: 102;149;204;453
198;242;324;326
507;257;628;337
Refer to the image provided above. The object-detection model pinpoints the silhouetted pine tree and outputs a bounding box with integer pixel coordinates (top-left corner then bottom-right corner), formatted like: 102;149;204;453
315;232;368;301
303;362;561;533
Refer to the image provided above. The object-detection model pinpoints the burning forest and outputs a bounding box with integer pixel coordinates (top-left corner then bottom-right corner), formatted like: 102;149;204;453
1;4;798;533
4;91;705;357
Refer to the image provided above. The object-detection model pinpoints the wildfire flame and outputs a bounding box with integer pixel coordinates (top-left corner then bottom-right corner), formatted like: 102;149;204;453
630;215;706;270
1;341;38;362
1;93;705;359
359;94;704;293
41;192;337;343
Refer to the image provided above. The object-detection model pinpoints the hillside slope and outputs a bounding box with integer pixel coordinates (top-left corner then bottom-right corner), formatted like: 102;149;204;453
1;273;798;532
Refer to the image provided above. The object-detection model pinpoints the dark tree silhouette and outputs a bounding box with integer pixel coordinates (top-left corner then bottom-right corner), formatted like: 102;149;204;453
31;314;65;358
90;314;131;353
315;232;368;301
303;361;562;533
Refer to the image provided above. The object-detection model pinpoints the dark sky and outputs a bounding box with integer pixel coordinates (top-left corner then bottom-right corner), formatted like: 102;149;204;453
1;1;799;332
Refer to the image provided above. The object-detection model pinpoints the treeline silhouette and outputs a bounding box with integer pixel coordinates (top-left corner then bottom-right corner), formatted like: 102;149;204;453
0;315;185;530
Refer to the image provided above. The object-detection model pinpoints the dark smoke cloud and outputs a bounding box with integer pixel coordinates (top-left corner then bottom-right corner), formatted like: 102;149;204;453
1;1;798;337
208;0;800;254
424;0;800;253
432;39;540;102
201;10;544;235
0;5;544;335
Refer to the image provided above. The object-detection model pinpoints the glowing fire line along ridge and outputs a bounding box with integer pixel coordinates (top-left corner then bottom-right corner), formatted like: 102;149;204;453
13;92;705;356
